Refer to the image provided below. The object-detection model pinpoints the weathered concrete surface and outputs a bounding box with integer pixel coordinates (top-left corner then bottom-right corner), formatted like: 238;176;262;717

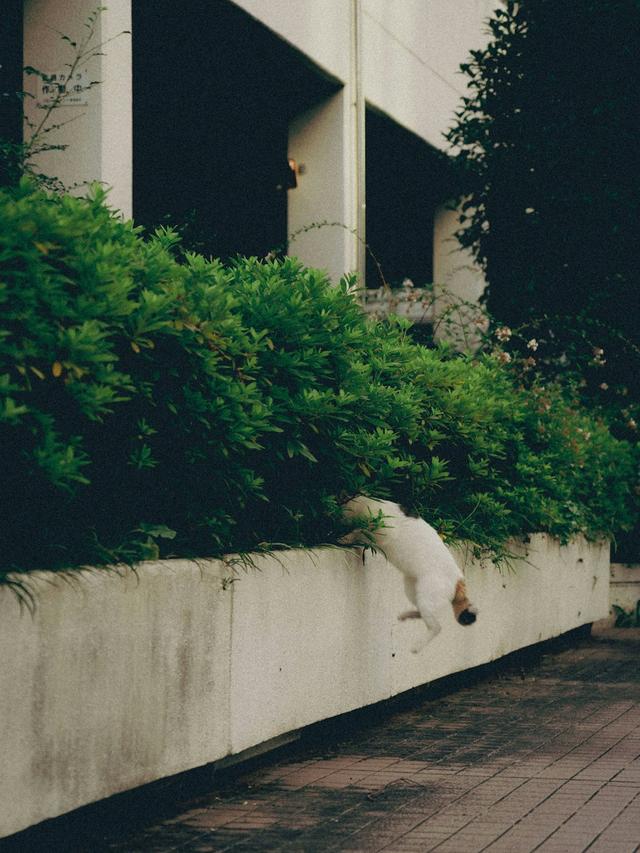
0;561;232;839
610;563;640;617
8;628;640;852
0;537;609;838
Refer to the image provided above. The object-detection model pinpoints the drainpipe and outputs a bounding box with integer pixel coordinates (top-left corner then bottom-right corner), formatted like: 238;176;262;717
351;0;366;285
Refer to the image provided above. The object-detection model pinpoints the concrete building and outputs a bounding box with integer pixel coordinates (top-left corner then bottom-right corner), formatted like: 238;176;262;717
6;0;493;300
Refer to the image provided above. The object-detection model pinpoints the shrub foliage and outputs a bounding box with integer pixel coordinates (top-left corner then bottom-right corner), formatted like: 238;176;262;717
0;180;636;577
446;0;640;553
447;0;640;335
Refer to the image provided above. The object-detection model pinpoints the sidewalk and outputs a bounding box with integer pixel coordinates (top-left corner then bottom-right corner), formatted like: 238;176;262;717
10;628;640;852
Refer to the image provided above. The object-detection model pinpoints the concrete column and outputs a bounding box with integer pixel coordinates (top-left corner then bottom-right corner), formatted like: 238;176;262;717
350;0;366;285
23;0;132;216
285;0;364;284
287;89;359;283
432;202;487;346
96;0;132;217
434;203;485;294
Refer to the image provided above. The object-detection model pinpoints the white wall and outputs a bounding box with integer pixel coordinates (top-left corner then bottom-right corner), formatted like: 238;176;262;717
434;203;485;304
235;0;495;150
609;564;640;616
226;0;493;289
288;91;360;282
1;536;609;839
362;0;494;149
432;202;488;340
23;0;132;216
21;0;488;291
1;560;232;841
232;0;352;84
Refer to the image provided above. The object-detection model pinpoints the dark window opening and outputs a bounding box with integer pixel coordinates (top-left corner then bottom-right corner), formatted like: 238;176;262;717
132;0;339;259
365;108;452;288
0;1;24;186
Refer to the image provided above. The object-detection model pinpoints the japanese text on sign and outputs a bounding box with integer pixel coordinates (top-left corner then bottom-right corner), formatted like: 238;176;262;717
38;70;90;107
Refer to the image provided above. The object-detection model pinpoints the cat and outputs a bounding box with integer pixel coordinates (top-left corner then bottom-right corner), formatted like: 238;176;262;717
342;496;477;646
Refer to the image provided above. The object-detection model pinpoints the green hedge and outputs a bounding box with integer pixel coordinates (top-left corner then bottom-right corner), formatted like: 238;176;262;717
1;180;637;577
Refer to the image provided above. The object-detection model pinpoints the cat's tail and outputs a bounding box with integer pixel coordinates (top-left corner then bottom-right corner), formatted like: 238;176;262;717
453;579;478;626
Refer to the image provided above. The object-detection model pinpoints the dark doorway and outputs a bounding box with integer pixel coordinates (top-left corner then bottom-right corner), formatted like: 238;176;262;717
0;0;24;186
132;0;339;259
366;109;452;288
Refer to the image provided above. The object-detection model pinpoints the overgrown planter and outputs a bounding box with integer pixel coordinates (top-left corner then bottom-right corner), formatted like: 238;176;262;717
361;284;435;325
1;535;609;839
609;563;640;618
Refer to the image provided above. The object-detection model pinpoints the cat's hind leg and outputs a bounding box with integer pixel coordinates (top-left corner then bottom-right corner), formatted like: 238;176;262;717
418;609;442;639
410;611;442;653
398;576;421;621
414;577;443;639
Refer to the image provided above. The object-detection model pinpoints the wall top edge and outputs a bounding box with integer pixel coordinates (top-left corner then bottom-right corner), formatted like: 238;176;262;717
1;534;608;595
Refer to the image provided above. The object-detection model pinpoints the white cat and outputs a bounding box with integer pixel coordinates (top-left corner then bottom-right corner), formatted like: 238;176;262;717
342;496;477;645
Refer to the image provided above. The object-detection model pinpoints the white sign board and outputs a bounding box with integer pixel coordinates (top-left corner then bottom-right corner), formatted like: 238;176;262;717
38;70;90;107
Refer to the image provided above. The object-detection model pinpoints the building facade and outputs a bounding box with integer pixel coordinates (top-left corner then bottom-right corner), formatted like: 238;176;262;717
12;0;493;299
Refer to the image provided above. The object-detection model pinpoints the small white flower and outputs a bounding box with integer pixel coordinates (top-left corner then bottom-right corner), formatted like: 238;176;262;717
495;326;512;342
600;382;609;391
527;338;539;351
525;207;535;214
496;350;512;364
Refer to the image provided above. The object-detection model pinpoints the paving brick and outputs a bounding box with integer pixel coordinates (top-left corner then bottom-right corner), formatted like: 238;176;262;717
535;783;639;852
277;766;338;788
7;630;640;853
311;770;374;789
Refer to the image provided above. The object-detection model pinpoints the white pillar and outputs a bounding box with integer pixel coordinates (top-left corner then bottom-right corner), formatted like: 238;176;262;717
288;90;359;283
350;0;366;285
433;202;486;304
23;0;132;217
432;202;487;346
96;1;132;218
286;0;364;284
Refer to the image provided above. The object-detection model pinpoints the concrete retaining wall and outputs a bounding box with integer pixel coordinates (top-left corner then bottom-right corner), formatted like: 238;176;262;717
610;563;640;615
1;535;609;838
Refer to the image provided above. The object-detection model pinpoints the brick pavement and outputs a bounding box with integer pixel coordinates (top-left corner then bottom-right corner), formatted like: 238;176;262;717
7;628;640;852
